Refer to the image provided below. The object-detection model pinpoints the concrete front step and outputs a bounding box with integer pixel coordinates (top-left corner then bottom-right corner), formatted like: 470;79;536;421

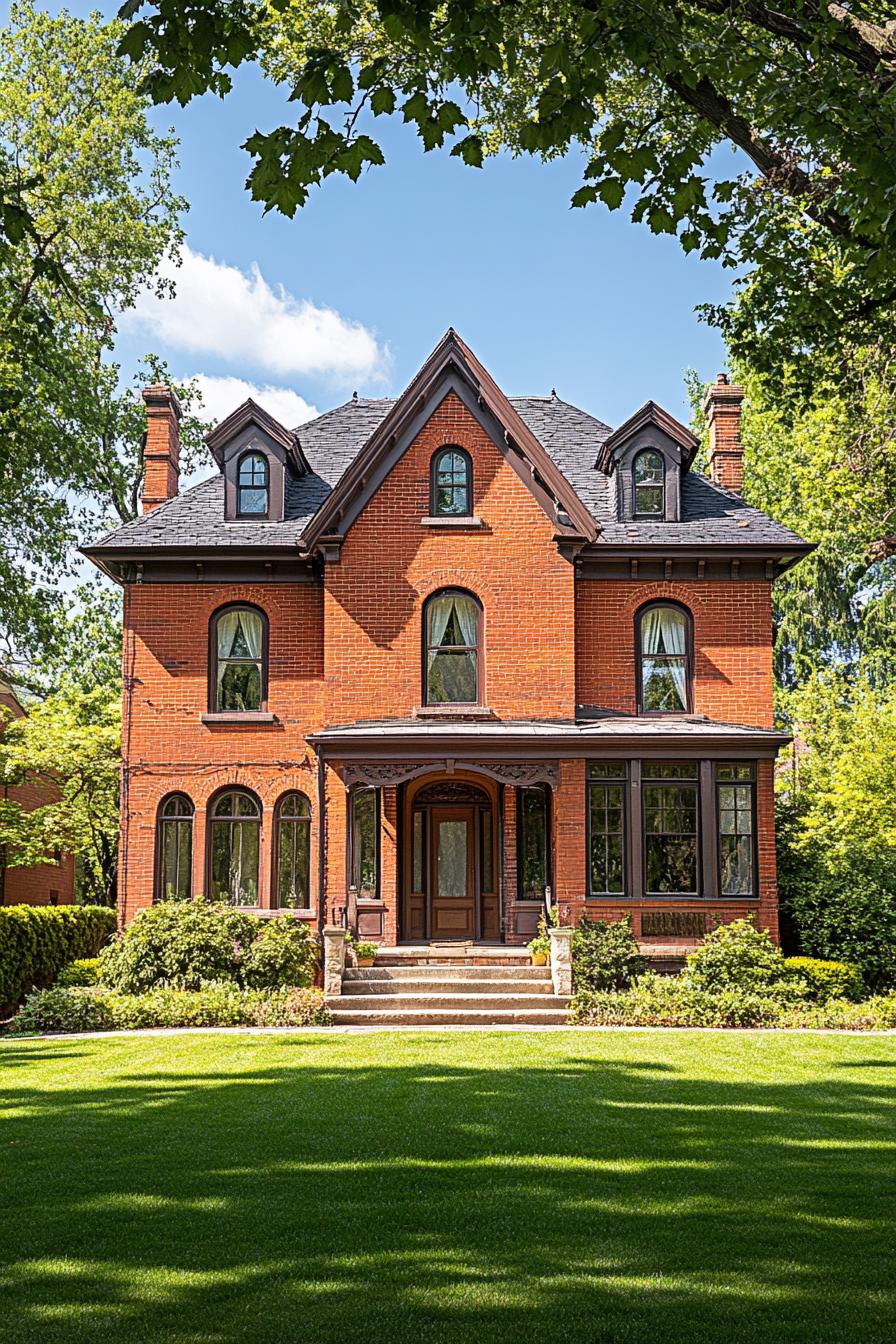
327;1006;572;1026
341;976;556;996
344;964;551;982
331;992;570;1013
372;946;533;967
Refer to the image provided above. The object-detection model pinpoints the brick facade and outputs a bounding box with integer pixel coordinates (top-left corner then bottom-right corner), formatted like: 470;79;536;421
1;690;75;907
115;385;784;945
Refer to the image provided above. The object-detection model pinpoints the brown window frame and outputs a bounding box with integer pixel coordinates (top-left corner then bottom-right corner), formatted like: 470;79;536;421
422;587;483;707
635;600;694;716
430;446;473;517
236;450;270;519
154;792;194;902
272;791;312;911
205;786;262;908
349;786;380;899
586;763;628;899
633;448;665;518
516;784;552;903
641;761;701;898
208;602;269;714
715;762;758;898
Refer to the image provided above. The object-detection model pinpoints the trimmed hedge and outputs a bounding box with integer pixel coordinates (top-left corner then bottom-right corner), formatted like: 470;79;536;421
569;974;896;1030
0;905;116;1011
784;957;864;1003
11;984;332;1034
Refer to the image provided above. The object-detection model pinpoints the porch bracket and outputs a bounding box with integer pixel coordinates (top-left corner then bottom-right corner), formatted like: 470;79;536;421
342;760;559;788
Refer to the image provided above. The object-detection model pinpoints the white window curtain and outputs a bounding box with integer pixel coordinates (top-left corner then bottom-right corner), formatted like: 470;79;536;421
642;606;687;707
217;610;262;659
427;594;455;653
453;594;478;648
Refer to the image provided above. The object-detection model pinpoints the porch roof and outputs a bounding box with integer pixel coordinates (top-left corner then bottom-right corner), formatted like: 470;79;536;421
307;715;790;760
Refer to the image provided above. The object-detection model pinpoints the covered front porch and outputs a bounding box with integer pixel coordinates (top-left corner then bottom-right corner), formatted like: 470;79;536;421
309;715;787;949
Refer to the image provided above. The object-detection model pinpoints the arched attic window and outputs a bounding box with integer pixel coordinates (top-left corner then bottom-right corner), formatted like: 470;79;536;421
633;450;665;517
431;447;472;517
237;451;269;517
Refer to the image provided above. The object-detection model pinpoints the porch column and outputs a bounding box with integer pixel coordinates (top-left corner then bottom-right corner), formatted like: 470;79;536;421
549;926;574;996
322;925;346;997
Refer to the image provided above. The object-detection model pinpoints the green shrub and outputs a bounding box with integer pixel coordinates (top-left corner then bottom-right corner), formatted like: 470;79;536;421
784;956;864;1002
569;974;896;1030
12;985;119;1034
56;957;100;987
241;916;318;989
98;900;260;991
12;983;332;1034
684;918;791;993
572;914;645;991
0;905;115;1011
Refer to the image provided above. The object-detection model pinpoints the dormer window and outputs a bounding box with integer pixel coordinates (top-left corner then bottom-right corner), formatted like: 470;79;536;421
431;447;472;517
633;450;664;517
237;452;269;517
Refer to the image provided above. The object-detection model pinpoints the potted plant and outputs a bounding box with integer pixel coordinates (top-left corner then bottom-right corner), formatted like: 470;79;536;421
354;941;378;968
528;934;550;966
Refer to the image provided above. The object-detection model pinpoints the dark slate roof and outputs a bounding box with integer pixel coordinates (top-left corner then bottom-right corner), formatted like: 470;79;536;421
88;393;806;552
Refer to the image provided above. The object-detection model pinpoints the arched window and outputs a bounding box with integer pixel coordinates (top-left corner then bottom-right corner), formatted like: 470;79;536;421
637;602;692;713
208;789;261;906
210;605;267;713
633;450;664;517
155;793;193;901
237;452;269;516
424;588;481;705
431;447;472;517
274;792;311;909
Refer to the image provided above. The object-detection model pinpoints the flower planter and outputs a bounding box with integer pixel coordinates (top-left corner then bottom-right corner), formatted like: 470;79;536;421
531;951;548;967
356;956;375;968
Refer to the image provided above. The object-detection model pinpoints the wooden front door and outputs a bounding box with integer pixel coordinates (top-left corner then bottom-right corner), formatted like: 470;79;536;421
429;805;476;939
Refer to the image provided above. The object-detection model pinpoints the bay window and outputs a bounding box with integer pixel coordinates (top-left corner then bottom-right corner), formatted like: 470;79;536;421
642;762;699;896
587;764;626;897
717;764;756;896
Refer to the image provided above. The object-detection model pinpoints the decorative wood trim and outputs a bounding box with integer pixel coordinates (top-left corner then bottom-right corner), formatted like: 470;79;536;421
342;760;559;788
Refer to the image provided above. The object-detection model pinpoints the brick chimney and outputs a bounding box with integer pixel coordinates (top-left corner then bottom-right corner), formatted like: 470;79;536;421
703;372;745;493
141;383;182;513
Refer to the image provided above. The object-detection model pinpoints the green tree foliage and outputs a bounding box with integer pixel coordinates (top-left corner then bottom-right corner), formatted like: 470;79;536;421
0;686;121;906
735;353;896;686
0;2;187;666
777;674;896;989
120;1;896;384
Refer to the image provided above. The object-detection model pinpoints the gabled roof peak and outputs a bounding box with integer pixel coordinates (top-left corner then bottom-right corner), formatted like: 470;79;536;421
205;397;311;474
597;400;699;473
299;328;600;556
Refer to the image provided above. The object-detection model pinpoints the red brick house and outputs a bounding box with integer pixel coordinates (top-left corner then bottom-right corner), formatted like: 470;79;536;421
85;330;808;956
0;682;75;906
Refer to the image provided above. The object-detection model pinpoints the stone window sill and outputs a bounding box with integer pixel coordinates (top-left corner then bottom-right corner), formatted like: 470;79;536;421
201;711;276;724
420;515;483;527
413;705;494;719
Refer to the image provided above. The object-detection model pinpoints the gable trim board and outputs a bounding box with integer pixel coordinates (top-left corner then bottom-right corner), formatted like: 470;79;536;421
299;330;598;558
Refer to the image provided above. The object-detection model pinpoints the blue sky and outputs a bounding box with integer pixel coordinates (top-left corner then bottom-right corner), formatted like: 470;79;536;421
27;2;737;430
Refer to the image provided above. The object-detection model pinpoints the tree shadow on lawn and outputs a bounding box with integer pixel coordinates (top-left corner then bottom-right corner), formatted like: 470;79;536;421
1;1037;895;1344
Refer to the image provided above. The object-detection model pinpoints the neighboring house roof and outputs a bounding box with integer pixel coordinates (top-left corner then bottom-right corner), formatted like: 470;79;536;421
85;331;808;557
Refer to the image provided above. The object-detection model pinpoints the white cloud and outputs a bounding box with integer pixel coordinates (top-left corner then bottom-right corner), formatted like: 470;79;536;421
189;373;319;430
126;244;388;385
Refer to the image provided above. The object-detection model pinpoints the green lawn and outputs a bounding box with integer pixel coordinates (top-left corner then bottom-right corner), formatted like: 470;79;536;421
1;1030;895;1344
